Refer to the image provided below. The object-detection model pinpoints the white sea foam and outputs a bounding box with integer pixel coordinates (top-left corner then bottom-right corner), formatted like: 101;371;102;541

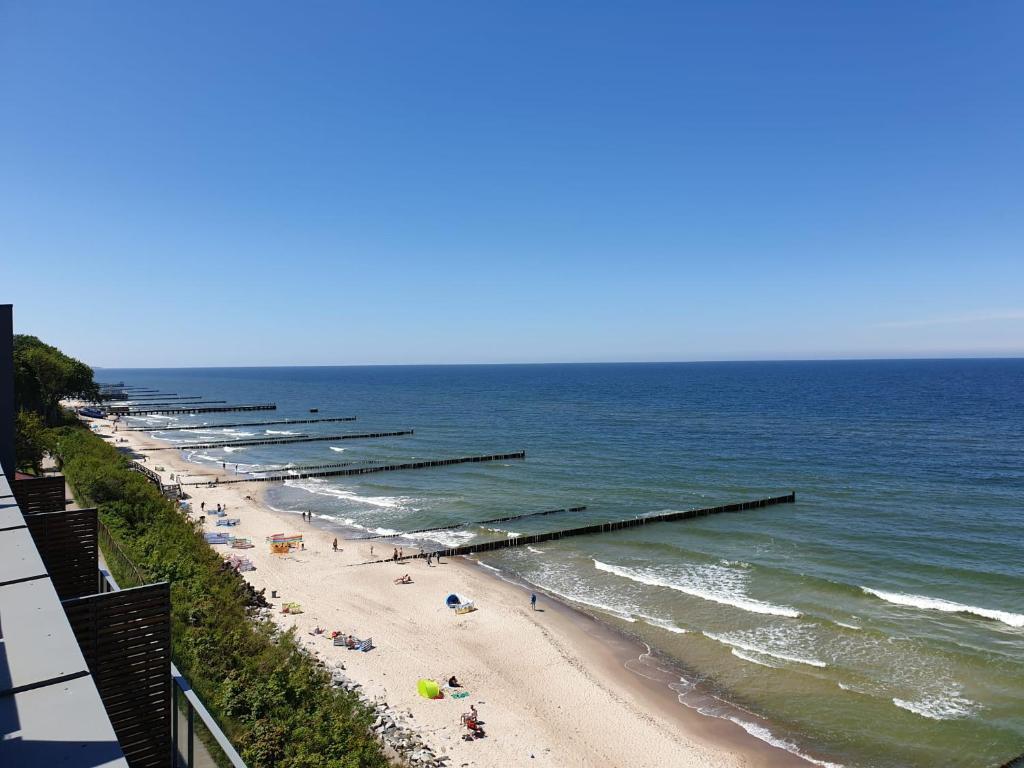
835;621;861;630
339;518;400;536
594;560;801;618
640;616;688;634
283;479;406;509
223;446;245;453
538;582;637;623
526;546;545;554
405;529;475;548
892;691;981;720
861;587;1024;628
731;648;781;668
266;430;299;435
329;447;346;452
725;717;844;768
705;632;827;668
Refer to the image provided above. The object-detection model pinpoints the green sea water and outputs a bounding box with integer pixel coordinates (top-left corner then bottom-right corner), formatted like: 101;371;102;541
105;360;1024;767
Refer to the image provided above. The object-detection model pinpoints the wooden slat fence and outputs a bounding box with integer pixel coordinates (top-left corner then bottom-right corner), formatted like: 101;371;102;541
63;582;172;768
24;507;99;600
11;474;68;514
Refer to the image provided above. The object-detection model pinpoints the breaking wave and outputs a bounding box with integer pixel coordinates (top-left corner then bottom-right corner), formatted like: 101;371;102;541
892;691;982;720
861;587;1024;628
594;560;801;618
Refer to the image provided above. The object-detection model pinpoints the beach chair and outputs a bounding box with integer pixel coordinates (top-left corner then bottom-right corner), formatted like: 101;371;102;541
231;537;254;549
204;532;233;545
355;637;373;652
215;517;240;527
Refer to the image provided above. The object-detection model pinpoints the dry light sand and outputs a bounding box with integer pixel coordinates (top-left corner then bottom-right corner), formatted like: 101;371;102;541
88;416;802;768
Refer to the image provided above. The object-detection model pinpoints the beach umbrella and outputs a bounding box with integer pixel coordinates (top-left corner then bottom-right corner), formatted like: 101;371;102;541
417;679;441;699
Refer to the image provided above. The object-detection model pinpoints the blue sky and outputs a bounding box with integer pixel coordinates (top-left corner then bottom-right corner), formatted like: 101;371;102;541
2;1;1022;366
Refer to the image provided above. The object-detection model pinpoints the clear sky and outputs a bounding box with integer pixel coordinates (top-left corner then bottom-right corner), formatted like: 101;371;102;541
2;2;1022;367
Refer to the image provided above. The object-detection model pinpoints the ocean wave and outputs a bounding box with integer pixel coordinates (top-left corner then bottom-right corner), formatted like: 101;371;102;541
266;430;299;435
892;691;981;721
536;581;637;623
731;648;780;668
283;479;407;509
861;587;1024;628
705;631;827;668
405;529;475;548
526;546;545;554
337;518;400;536
834;621;861;630
223;446;245;453
330;447;346;452
187;451;224;464
640;616;688;634
725;717;844;768
594;560;801;618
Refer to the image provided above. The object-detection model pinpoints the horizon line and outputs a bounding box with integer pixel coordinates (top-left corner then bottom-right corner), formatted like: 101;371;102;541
93;354;1024;370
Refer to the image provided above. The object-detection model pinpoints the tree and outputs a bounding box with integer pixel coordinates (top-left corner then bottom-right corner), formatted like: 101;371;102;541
14;410;49;474
14;334;98;424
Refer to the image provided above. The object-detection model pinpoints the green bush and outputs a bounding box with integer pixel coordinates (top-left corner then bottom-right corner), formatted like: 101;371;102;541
50;424;388;768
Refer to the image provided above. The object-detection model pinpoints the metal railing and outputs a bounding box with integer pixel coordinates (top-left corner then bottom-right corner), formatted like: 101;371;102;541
99;566;248;768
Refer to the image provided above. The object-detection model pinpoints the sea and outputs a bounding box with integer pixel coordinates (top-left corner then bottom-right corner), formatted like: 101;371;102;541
99;360;1024;768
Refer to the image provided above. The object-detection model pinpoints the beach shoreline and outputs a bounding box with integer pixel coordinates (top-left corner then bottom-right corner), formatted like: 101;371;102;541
91;415;809;768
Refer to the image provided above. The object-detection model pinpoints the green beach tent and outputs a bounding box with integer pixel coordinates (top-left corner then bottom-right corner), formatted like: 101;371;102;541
417;679;441;699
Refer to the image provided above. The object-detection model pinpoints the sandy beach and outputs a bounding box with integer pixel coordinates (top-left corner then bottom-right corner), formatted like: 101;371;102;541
89;416;804;768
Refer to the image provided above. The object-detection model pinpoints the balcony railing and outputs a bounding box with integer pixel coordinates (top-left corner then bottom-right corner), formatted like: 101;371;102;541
98;567;247;768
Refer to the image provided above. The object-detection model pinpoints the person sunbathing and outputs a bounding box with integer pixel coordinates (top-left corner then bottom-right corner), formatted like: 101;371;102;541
345;635;357;649
393;574;412;584
448;676;461;688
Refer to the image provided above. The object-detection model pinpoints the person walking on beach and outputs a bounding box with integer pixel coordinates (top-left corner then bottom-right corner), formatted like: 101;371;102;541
531;593;537;611
393;547;398;562
200;501;205;513
332;537;338;552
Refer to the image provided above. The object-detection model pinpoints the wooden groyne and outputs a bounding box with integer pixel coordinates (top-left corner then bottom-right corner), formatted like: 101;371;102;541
253;458;390;473
124;394;199;399
156;429;414;451
398;493;796;560
120;397;214;404
121;400;227;408
115;395;200;401
184;451;527;486
122;416;357;432
363;505;587;540
118;403;277;415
